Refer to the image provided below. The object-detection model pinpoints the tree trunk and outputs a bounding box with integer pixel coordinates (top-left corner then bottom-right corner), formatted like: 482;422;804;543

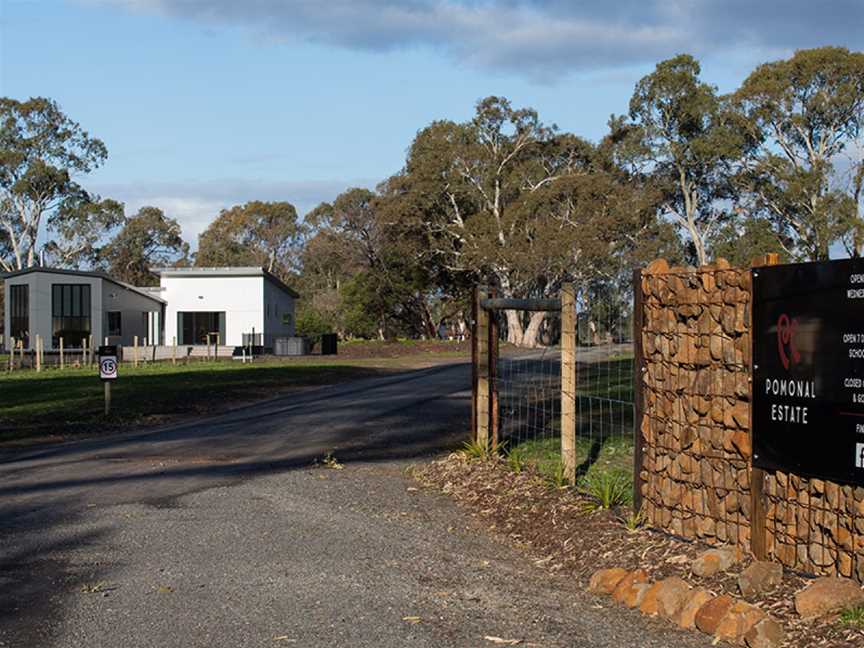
504;309;525;346
521;311;547;349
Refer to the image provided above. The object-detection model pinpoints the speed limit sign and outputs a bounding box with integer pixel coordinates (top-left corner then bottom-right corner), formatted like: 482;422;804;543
98;345;119;381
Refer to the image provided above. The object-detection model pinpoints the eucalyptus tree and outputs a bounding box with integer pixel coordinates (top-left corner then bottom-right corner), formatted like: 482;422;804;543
397;96;597;346
732;47;864;260
196;200;304;277
101;206;189;285
0;97;122;271
626;55;745;265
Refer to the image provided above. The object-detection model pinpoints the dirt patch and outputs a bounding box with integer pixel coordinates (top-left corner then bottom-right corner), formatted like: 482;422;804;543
414;453;864;648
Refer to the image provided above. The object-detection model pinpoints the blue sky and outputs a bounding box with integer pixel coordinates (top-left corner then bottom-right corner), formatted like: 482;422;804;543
2;0;863;246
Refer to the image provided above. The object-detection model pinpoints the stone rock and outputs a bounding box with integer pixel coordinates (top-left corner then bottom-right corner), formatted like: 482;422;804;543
638;582;665;616
612;569;649;606
695;594;735;635
714;601;768;644
738;561;783;598
794;577;864;618
744;618;786;648
677;589;713;629
588;567;629;595
646;258;670;274
654;577;692;621
692;547;738;577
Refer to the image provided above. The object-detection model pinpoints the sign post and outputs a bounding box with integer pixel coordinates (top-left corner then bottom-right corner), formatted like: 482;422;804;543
98;345;118;416
752;259;864;486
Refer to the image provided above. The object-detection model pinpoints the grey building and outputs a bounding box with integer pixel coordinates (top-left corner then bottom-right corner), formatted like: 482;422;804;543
2;267;165;350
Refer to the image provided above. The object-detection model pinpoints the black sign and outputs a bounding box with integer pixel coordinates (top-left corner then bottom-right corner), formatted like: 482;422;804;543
98;345;118;357
753;259;864;485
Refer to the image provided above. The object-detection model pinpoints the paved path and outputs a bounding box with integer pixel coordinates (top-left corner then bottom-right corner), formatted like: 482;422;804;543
0;361;709;647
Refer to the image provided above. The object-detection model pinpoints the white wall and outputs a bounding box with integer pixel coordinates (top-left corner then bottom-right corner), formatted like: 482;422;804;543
161;275;264;347
262;278;296;347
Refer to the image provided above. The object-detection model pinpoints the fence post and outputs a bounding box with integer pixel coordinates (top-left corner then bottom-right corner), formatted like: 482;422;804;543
35;335;42;372
560;283;577;484
488;286;500;450
8;337;14;372
133;336;139;367
632;269;645;513
475;286;490;447
60;337;64;370
749;253;779;561
172;336;177;365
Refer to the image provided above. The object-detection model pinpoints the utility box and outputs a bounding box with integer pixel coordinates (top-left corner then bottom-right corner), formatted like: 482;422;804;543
274;336;310;356
321;333;338;355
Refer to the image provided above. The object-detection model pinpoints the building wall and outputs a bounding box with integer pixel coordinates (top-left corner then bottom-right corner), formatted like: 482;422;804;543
2;272;163;350
262;277;296;347
100;284;163;347
3;272;103;350
161;275;264;347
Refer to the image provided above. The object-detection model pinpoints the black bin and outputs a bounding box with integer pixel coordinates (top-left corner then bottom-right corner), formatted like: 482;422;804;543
321;333;338;355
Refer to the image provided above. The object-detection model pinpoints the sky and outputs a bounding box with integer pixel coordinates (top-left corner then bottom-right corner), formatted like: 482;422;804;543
1;0;863;247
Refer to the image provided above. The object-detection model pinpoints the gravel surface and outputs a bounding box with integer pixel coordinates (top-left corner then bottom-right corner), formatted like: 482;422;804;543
1;361;711;647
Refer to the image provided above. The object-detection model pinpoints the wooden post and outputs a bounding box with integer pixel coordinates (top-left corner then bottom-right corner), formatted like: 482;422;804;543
8;337;14;372
561;283;577;484
89;335;94;366
488;287;500;451
206;334;211;362
35;336;42;372
749;253;780;561
172;336;177;365
133;336;139;368
632;270;645;512
475;286;490;447
82;337;87;367
214;333;219;361
470;290;478;441
59;337;65;370
104;381;111;416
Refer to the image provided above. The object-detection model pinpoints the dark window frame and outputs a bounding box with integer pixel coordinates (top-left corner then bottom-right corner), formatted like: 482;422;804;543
107;311;122;337
51;283;92;348
9;284;29;348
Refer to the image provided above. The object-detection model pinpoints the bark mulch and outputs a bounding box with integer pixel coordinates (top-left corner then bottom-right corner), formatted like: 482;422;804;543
413;453;864;648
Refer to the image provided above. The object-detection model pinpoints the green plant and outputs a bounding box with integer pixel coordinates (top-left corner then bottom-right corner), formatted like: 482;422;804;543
506;447;526;474
544;460;569;489
621;507;645;533
579;469;632;511
839;605;864;627
460;438;492;461
321;452;344;470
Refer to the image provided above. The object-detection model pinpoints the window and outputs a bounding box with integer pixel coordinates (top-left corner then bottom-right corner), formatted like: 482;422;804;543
178;312;225;345
9;284;29;348
107;312;122;337
52;284;91;348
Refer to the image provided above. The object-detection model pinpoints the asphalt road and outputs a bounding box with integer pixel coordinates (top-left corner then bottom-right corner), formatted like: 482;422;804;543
0;360;710;647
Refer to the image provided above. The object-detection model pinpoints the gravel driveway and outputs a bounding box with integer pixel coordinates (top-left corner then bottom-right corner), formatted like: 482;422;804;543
0;362;710;647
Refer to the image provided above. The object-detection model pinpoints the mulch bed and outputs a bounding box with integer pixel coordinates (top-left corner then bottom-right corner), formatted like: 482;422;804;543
413;453;864;648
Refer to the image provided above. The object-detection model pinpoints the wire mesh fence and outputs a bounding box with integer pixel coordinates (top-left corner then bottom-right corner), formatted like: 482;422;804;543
490;288;636;486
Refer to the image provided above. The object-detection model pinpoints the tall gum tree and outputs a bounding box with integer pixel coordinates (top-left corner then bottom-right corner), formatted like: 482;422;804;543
0;97;122;271
732;46;864;260
399;96;595;346
625;55;745;266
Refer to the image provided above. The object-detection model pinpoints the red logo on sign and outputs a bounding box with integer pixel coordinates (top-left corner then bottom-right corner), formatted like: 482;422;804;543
777;314;801;370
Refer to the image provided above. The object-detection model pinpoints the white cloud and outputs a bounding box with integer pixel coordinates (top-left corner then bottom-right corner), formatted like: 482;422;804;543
91;0;864;81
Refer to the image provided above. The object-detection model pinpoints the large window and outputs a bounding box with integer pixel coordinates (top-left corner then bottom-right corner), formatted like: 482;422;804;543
52;284;91;348
178;312;225;345
107;311;122;337
9;284;29;348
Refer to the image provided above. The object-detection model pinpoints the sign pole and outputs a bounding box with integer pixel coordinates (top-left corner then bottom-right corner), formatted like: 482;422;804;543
104;381;111;416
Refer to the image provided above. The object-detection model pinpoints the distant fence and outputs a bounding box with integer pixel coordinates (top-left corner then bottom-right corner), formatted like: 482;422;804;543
472;283;636;488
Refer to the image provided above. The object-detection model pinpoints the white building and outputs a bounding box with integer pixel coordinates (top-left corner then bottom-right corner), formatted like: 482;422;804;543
155;267;298;348
2;266;298;351
2;267;164;350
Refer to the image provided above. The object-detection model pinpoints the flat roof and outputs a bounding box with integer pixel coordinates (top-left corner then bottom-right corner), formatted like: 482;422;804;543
153;266;300;298
2;267;167;304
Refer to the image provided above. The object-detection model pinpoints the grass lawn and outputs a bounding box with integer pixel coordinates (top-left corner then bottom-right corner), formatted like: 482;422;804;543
0;358;401;444
510;434;634;486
